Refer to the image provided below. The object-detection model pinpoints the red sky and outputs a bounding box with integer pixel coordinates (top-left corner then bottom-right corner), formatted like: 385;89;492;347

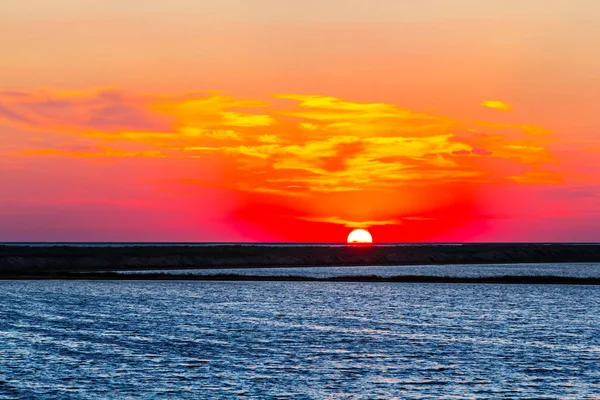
1;1;600;242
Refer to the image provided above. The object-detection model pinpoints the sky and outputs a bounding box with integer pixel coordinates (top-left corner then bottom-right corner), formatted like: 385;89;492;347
1;0;600;242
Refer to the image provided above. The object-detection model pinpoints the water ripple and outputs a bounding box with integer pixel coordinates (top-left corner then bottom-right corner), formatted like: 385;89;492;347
0;281;598;399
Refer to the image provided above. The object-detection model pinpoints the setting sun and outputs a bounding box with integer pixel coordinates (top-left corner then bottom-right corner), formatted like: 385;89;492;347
347;229;373;244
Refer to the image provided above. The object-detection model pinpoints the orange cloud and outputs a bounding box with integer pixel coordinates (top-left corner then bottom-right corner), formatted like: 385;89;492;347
2;89;561;199
508;170;563;185
481;100;512;111
299;216;400;228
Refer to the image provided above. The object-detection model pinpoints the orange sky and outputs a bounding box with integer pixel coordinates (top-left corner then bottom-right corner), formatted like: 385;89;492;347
1;1;600;242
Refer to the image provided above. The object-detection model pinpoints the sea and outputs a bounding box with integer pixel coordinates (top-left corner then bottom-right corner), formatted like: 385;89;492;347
1;279;599;399
117;263;600;278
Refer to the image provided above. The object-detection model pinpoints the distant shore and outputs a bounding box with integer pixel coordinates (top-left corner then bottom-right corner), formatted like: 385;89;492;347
2;271;600;285
2;243;600;276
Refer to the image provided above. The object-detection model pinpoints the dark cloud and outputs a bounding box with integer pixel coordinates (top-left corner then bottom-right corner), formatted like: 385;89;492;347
452;149;470;156
0;90;172;133
95;89;124;103
0;104;37;125
0;91;29;97
86;104;170;132
472;148;493;156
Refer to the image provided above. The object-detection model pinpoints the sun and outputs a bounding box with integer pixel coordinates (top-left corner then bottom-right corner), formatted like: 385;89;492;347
347;229;373;244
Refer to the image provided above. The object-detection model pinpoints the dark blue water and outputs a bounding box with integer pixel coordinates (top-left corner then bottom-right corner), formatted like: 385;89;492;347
119;263;600;278
1;281;598;399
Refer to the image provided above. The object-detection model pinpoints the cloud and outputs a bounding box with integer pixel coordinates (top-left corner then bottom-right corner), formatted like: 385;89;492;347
300;122;318;131
299;216;400;228
472;148;493;156
85;104;167;132
21;146;167;158
452;149;471;156
276;94;452;137
221;112;274;127
481;100;512;111
508;170;563;185
258;134;281;143
450;147;494;156
205;130;242;141
0;91;28;97
402;216;438;221
0;104;37;124
4;89;559;196
0;88;171;134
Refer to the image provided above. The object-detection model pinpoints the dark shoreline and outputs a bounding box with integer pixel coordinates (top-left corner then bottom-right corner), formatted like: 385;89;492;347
3;243;600;274
2;272;600;285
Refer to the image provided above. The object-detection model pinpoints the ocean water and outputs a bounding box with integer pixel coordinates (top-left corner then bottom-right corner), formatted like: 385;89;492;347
1;281;598;399
117;262;600;278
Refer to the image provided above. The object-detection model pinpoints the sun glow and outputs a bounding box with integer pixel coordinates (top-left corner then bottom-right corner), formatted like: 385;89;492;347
347;229;373;244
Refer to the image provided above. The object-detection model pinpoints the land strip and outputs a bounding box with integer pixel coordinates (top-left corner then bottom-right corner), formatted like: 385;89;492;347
2;243;600;276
